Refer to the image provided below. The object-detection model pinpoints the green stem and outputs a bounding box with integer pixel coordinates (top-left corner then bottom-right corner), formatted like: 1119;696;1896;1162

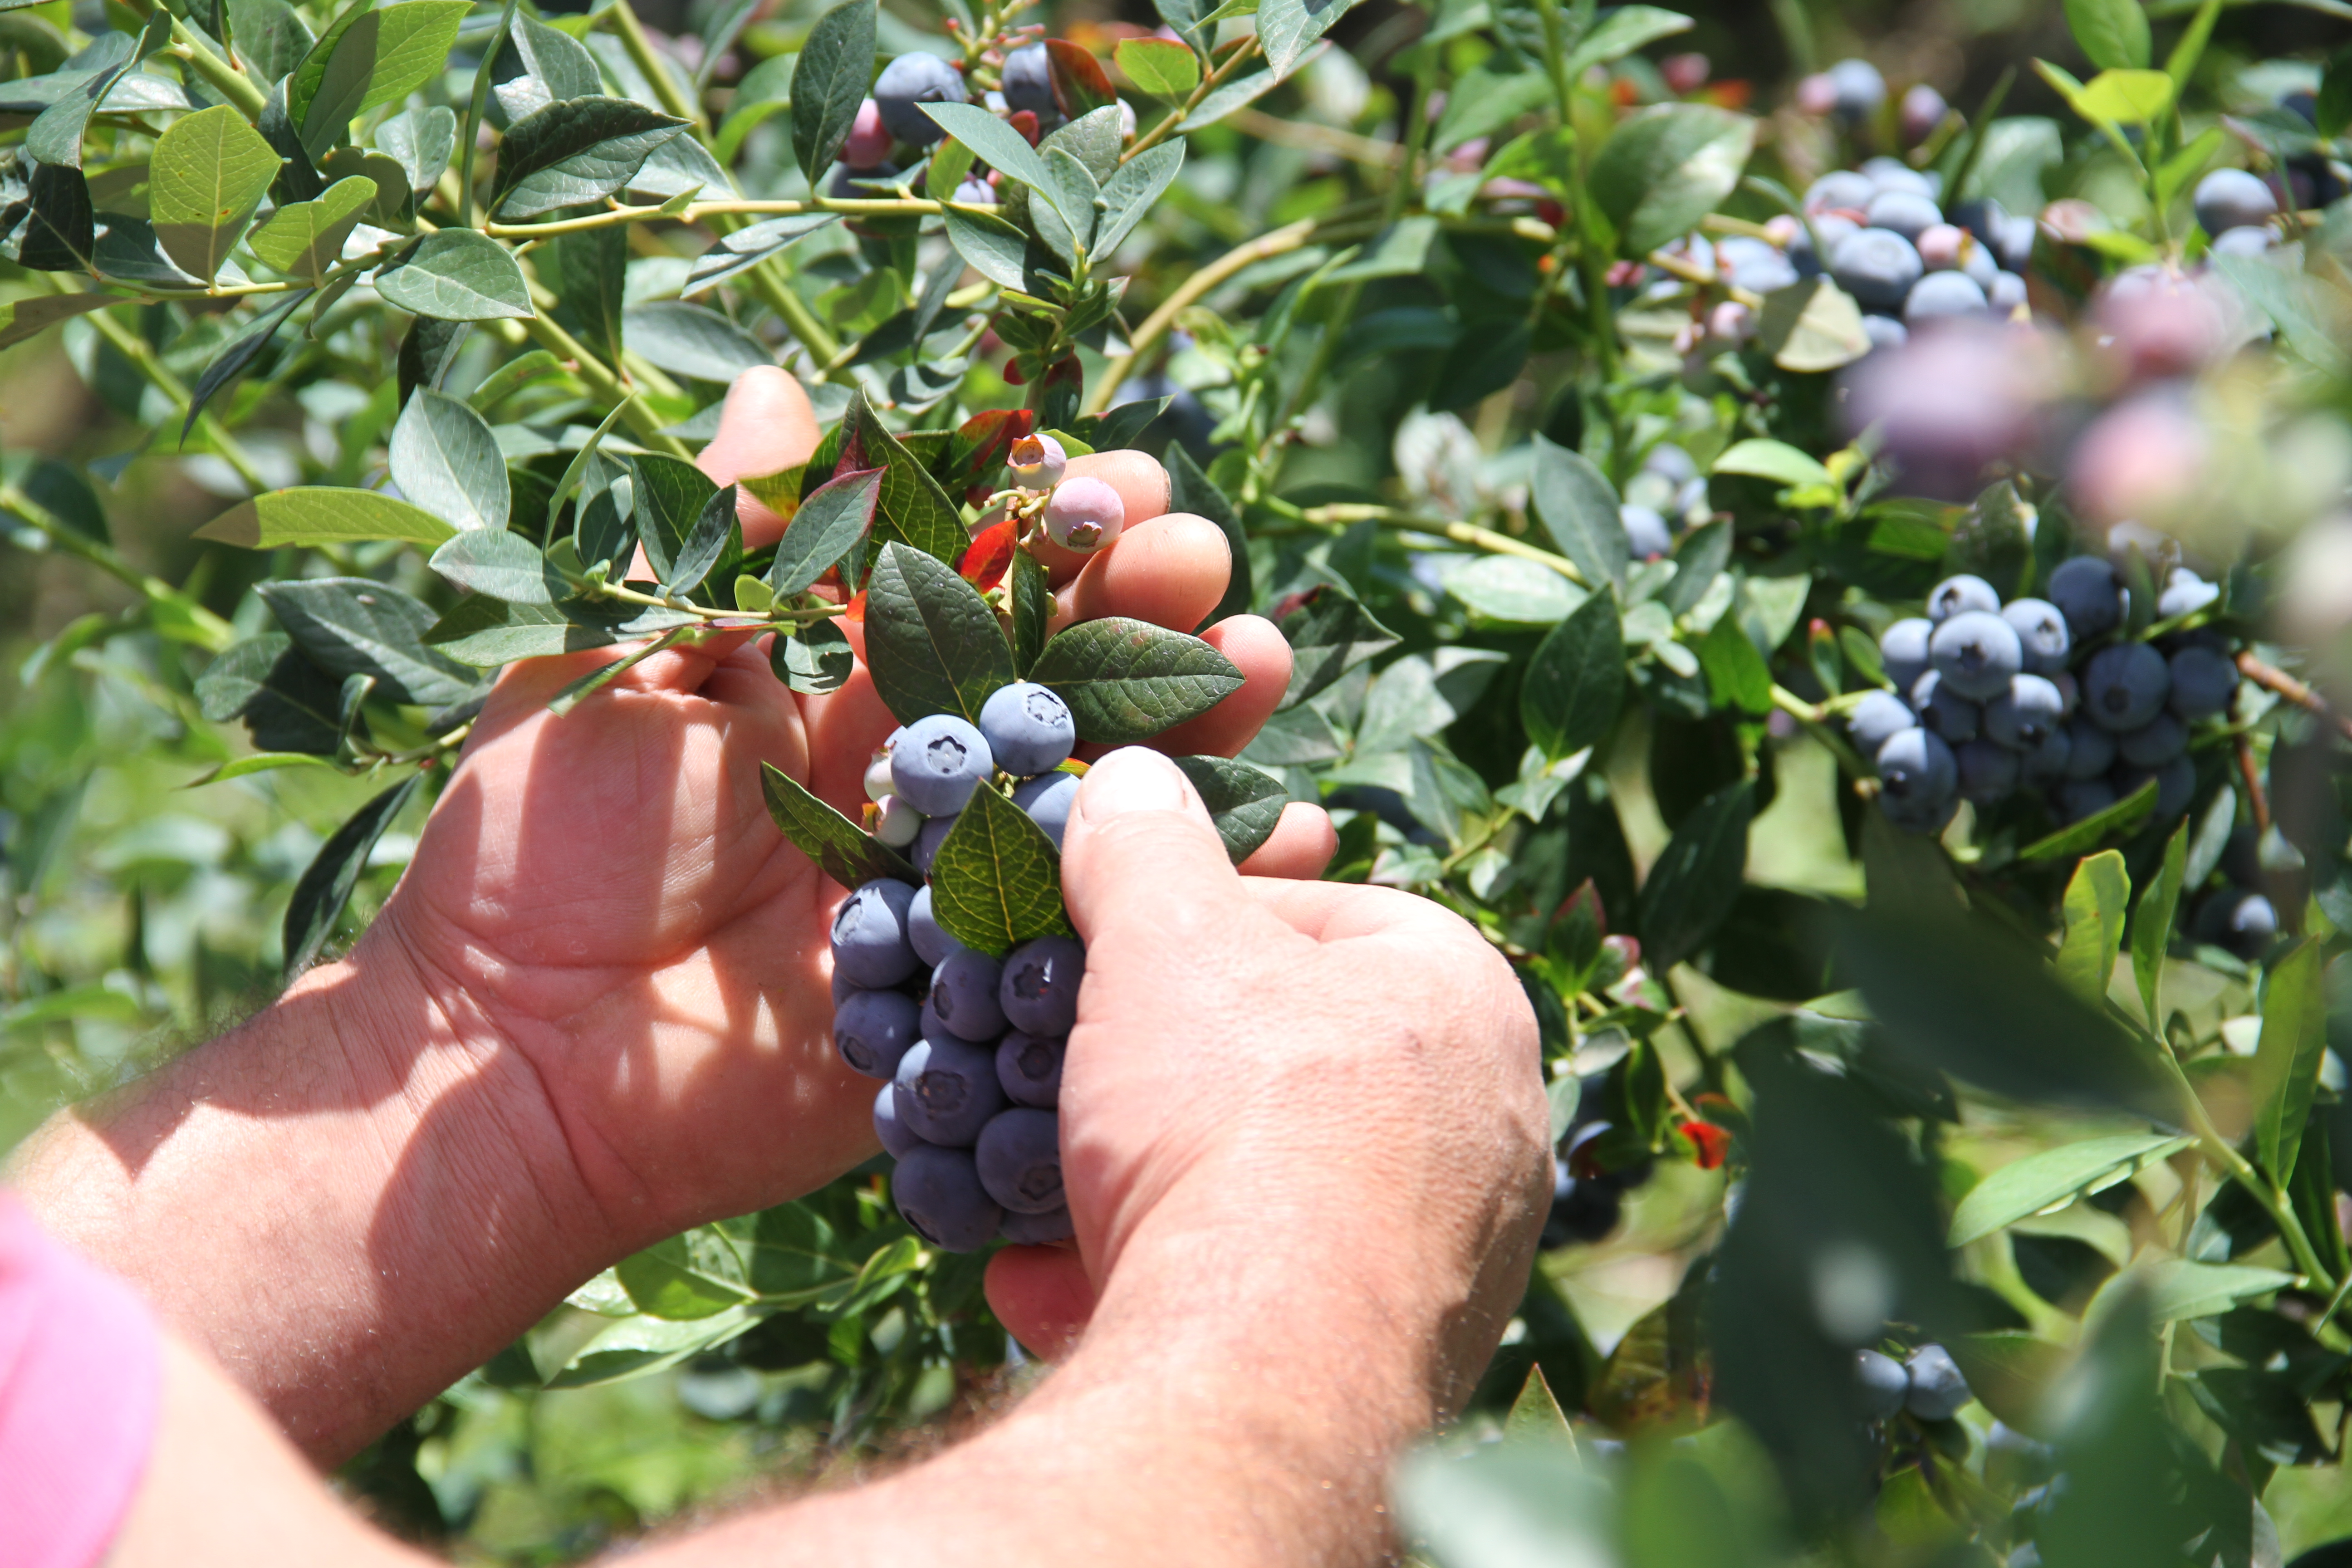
1771;685;1872;778
1;482;236;651
601;0;705;132
460;0;525;231
591;580;848;622
1529;0;1576;122
122;0;269;119
2156;1048;2340;1296
1122;38;1263;164
1288;500;1588;584
699;211;844;366
519;304;694;460
1082;215;1328;415
485;196;969;239
77;300;269;494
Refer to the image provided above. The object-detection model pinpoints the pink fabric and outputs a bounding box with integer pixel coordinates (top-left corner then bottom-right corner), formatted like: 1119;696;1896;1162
0;1191;160;1568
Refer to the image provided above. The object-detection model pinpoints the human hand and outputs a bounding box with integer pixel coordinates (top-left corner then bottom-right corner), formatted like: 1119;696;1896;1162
369;370;1331;1248
983;748;1552;1409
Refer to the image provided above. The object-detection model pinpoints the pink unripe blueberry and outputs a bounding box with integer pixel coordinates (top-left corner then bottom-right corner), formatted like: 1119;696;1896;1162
1043;475;1125;553
846;98;892;169
1661;52;1709;94
1795;73;1837;116
1009;432;1067;487
1916;223;1967;272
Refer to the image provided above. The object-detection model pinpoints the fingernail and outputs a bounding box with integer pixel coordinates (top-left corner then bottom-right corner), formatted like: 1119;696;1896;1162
1077;747;1188;819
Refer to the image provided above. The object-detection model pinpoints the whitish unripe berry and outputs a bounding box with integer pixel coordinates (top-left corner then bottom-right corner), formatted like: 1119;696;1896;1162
1043;475;1126;552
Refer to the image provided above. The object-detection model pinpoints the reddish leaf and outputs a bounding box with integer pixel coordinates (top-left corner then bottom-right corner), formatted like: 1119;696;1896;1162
1047;39;1117;117
844;590;868;622
1009;108;1040;146
949;407;1036;488
960;518;1017;592
1680;1120;1731;1170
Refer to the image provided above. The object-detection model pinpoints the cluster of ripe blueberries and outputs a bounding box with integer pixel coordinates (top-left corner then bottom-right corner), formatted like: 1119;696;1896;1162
831;42;1082;201
1857;1342;1975;1425
1850;558;2237;836
828;682;1089;1252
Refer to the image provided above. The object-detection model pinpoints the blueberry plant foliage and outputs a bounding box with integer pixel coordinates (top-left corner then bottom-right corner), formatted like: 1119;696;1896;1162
13;0;2352;1555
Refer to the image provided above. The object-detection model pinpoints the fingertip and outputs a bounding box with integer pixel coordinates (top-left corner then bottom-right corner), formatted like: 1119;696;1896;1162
1060;511;1230;632
984;1244;1094;1362
1239;802;1338;879
1148;614;1293;758
699;367;820;519
1066;449;1170;525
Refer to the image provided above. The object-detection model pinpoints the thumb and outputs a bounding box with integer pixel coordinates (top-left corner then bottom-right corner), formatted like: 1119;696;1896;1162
1058;748;1250;947
984;1245;1095;1362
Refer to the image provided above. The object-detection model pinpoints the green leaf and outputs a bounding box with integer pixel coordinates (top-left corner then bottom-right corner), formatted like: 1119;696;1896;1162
543;1306;758;1388
2132;821;2188;1028
0;291;113;350
246;173;375;280
186;750;342;786
862;541;1016;725
942;201;1029;290
490;11;602;123
1662;519;1731;618
492;96;686;218
1256;0;1355;81
14;162;93;271
427;527;554;603
376;103;457;198
1093;139;1184;257
1636;780;1752;973
2064;0;2151;71
760;760;918;891
147;103;279;284
1756;276;1872;372
774;617;854;695
543;225;627;372
2055;849;2131;1003
1167;443;1248;632
928;783;1073;957
2068;66;2174;125
389;388;507;533
1171;755;1287;864
421;593;620;665
1010;548;1051;676
621;299;773;382
229;0;314;84
2129;1259;2298;1325
1714;438;1834;491
666;482;739;596
2212;254;2352;378
1443;554;1585;626
769;466;880;596
180;287;311;444
2255;939;2329;1185
847;387;970;565
1184;61;1287;128
373;229;535;321
616;1235;755;1320
1114;35;1199;97
283;773;421;974
1275;582;1399;708
922;100;1054;198
1504;1364;1575;1442
292;0;470;161
1564;5;1694;74
1522;593;1623;761
789;0;876;186
195;632;343;752
196;486;456;549
1948;1133;2193;1248
1530;434;1627;590
629;450;718;582
256;577;483;706
1588;104;1757;259
2019;777;2159;861
683;211;840;295
1028;145;1097;266
1030;617;1245;744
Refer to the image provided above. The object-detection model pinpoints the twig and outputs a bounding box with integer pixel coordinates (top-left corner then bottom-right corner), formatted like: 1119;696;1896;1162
2237;650;2352;743
2236;731;2272;833
1083;216;1323;414
1225;108;1403;167
1;482;235;651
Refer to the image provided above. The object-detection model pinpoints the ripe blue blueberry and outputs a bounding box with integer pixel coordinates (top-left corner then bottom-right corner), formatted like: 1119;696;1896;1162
1543;1169;1623;1246
2000;599;2072;673
1848;690;1916;756
996;1029;1065;1109
891;713;995;816
914;812;956;874
2210;225;2274;257
1000;1205;1074;1245
1790;213;1860;278
1909;671;1981;743
835;987;922;1079
1862;156;1936;198
927;947;1008;1043
2213;891;2278;958
1000;934;1084;1036
874;1079;922;1158
1930;610;2024;701
1857;1349;1909;1421
828;162;897;199
1830;227;1925;310
1866;190;1944;242
1804;169;1877;214
1621;504;1672;561
975;1107;1064;1213
1926;573;2001;622
907;883;962;968
831;968;856;1007
1716;235;1798;294
2082;643;2171;731
2159;568;2220;619
1984;675;2067;750
1000;42;1055;118
1861;312;1909;352
872;52;967;145
1989;270;2028;312
1905;270;1988;323
1955;740;2019;804
2057;777;2117;823
830;879;920;987
892;1144;1001;1252
893;1037;1006;1147
1904;1343;1971;1421
2194;168;2277;238
1876;727;1958;806
2047;556;2123;639
2117;712;2188;766
2020;725;2073;788
1013;770;1079;849
2116;754;2195;819
979;681;1077;777
2168;646;2236;720
1828;58;1886;121
1879;617;1934;690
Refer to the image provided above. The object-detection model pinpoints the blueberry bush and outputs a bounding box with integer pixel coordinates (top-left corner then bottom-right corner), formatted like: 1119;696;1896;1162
12;0;2352;1558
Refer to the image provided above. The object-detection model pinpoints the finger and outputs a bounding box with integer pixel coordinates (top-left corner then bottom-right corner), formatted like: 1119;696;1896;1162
1143;615;1292;759
1059;748;1264;949
699;367;823;550
1029;450;1172;584
1056;511;1230;636
1239;875;1476;943
984;1245;1095;1362
1238;802;1338;879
